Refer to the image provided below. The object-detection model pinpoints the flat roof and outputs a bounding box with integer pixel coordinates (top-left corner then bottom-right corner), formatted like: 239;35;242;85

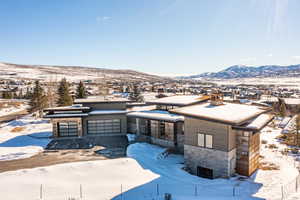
170;102;269;125
89;110;127;115
127;110;184;122
44;106;90;112
146;95;209;106
44;113;89;118
74;97;131;104
234;114;274;131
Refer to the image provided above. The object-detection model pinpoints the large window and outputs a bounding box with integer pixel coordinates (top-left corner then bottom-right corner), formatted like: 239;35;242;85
58;122;78;137
198;133;213;149
87;119;121;134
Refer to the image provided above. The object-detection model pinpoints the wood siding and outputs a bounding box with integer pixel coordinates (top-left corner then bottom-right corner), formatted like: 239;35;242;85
235;130;260;176
184;117;233;152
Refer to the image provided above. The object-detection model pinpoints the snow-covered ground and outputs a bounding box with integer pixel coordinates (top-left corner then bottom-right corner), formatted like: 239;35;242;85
251;126;300;199
0;115;51;161
0;103;28;117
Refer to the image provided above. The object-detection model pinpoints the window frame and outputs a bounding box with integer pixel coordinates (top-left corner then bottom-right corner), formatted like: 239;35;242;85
58;122;78;137
197;133;213;149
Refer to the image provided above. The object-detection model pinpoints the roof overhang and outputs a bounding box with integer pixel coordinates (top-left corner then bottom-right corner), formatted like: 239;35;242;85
233;114;274;131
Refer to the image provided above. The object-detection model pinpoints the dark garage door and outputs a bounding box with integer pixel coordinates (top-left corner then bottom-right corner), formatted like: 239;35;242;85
87;119;121;135
58;122;78;137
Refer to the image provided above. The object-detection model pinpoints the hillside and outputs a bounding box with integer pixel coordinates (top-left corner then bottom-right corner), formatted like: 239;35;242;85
0;62;166;82
183;64;300;79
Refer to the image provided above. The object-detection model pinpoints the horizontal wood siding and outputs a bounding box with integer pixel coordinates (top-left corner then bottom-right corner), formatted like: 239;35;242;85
184;117;231;152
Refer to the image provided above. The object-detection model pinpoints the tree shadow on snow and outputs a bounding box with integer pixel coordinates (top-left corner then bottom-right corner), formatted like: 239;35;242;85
0;131;51;147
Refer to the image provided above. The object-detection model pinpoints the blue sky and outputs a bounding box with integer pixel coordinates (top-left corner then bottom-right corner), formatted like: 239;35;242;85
1;0;300;75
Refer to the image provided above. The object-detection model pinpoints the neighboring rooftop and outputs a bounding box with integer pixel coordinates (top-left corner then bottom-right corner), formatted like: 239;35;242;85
44;105;90;112
74;96;131;104
170;102;269;125
146;95;209;106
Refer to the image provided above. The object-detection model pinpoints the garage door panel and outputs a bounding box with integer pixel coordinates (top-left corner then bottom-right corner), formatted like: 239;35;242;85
87;119;121;134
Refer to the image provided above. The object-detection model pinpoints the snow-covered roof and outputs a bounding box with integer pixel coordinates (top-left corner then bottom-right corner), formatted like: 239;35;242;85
243;114;274;131
44;106;90;112
44;113;89;118
146;95;208;106
75;97;130;104
171;102;269;125
279;117;291;128
89;110;127;115
283;98;300;105
127;110;184;122
126;105;156;112
282;115;297;134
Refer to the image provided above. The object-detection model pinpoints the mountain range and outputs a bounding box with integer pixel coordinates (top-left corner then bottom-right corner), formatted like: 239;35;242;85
0;62;166;82
182;64;300;79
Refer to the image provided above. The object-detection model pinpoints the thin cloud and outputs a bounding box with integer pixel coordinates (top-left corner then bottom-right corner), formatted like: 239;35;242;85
267;53;273;57
96;16;111;23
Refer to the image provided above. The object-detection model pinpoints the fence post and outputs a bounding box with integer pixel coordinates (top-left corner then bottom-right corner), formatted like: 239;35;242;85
121;184;123;200
233;186;235;197
281;185;284;200
40;184;43;200
156;184;159;196
297;176;299;192
80;184;82;199
194;184;198;196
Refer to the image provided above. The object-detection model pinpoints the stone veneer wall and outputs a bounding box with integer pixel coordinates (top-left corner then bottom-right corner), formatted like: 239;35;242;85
184;144;236;178
51;118;83;138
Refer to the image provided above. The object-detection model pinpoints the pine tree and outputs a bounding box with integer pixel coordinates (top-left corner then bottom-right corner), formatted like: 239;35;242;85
57;78;73;106
278;98;287;117
29;80;48;115
129;84;144;102
76;81;87;98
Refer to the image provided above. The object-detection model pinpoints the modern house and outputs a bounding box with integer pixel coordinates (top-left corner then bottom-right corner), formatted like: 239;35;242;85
44;95;273;179
170;96;273;178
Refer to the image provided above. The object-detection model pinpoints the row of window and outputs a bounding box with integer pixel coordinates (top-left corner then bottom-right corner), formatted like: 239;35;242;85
198;133;213;149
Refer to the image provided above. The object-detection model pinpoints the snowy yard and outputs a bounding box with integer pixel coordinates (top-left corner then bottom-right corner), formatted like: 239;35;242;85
0;102;28;117
0;116;299;200
0;115;51;161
